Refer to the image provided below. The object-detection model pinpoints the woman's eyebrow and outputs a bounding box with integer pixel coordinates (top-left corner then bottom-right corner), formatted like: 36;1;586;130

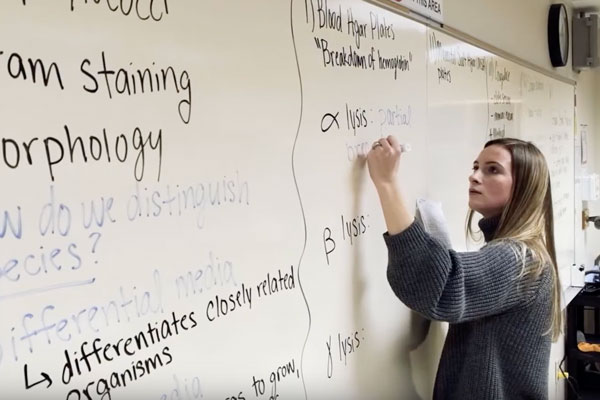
483;161;504;168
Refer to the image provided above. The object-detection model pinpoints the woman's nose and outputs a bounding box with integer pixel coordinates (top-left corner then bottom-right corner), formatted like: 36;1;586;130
469;170;481;184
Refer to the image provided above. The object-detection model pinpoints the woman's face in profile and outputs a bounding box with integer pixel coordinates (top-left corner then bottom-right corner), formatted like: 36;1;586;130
468;145;513;218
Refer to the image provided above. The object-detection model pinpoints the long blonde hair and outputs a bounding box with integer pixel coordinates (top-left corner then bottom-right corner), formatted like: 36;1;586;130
466;138;561;341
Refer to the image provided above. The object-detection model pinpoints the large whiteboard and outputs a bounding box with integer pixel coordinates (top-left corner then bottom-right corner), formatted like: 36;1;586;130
0;1;574;399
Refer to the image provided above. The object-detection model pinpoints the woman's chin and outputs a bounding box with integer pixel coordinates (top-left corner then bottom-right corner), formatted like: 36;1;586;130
468;201;479;212
469;204;488;217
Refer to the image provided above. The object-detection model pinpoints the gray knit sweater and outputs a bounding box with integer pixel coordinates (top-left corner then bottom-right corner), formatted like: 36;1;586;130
384;217;552;400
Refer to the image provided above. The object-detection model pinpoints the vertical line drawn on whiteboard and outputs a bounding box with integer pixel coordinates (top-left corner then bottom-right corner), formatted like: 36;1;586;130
291;1;311;399
485;57;490;140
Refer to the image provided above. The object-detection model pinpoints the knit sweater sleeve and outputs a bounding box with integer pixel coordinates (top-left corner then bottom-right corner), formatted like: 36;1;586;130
384;220;539;323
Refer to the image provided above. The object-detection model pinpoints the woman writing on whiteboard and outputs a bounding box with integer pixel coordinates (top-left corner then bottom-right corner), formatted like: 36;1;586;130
367;136;559;399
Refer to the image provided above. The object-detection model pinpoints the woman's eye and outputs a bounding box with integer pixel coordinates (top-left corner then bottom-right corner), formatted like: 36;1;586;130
488;166;498;174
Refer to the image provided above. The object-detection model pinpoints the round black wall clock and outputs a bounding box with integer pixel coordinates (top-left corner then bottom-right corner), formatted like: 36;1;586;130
548;3;569;67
